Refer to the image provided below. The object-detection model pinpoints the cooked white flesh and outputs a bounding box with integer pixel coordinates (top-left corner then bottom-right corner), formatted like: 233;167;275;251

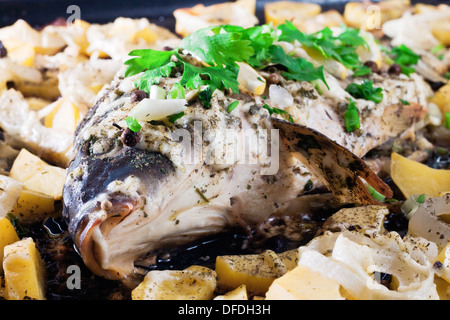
63;47;430;281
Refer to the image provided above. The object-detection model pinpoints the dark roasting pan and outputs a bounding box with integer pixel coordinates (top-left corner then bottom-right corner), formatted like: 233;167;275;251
0;0;444;29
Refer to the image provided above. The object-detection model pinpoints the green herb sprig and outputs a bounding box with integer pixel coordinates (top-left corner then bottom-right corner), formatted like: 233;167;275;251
345;79;383;103
344;99;360;132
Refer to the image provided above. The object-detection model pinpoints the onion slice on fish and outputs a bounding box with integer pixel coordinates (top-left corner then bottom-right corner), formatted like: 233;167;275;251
129;98;187;121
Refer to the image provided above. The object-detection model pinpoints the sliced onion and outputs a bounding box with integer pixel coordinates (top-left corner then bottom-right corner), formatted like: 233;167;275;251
269;84;293;109
149;85;166;100
129;98;187;122
408;196;450;249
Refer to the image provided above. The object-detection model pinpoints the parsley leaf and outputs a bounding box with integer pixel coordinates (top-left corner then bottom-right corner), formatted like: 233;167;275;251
353;65;372;77
241;25;277;68
134;61;176;92
269;45;328;89
180;62;240;93
386;44;420;76
124;49;174;77
263;104;294;123
125;116;141;132
180;25;254;67
277;21;367;71
345;79;383;103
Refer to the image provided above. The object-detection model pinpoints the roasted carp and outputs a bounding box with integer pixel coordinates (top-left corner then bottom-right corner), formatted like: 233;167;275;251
62;22;433;283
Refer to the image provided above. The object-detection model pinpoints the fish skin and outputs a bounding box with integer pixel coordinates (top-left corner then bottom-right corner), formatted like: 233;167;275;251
63;65;430;281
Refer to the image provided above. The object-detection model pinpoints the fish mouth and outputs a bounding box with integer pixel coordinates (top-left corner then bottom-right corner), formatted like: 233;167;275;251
74;196;138;280
63;147;176;280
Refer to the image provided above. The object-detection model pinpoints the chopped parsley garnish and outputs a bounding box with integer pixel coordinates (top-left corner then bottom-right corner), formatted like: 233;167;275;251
385;44;420;76
367;185;386;202
263;104;294;123
278;22;368;71
352;65;372;77
167;111;185;123
124;22;367;106
124;22;374;123
344;99;360;132
125;116;142;132
268;45;329;89
227;101;239;113
416;194;426;204
445;112;450;130
345;79;383;103
399;99;410;105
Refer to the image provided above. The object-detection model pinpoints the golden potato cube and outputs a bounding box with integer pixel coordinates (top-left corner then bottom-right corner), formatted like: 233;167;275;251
3;237;46;300
265;265;344;300
44;97;81;134
265;1;321;27
9;188;55;223
9;148;67;200
132;265;217;300
0;217;19;273
432;20;450;46
431;82;450;114
214;284;248;300
391;152;450;198
215;249;289;296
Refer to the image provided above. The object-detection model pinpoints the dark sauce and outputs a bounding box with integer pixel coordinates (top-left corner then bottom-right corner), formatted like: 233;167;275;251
28;217;129;300
23;195;408;300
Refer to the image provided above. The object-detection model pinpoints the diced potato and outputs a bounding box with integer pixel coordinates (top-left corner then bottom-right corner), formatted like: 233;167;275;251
130;28;158;44
265;265;345;300
434;242;450;283
0;19;65;56
44;97;81;134
2;39;35;67
435;277;450;300
0;175;22;216
430;82;450;114
215;249;289;295
300;10;345;34
343;1;410;31
3;237;46;300
214;284;248;300
0;217;20;273
131;265;217;300
277;249;300;271
432;20;450;46
25;97;52;111
266;266;343;300
265;1;321;28
391;152;450;198
15;77;61;101
9;148;67;200
317;205;389;237
9;188;55;223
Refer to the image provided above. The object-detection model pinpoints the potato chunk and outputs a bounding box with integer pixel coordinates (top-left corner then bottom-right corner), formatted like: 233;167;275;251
132;265;217;300
215;249;297;295
391;152;450;198
3;237;46;300
0;217;19;273
214;284;248;300
9;188;55;223
265;265;344;300
9;148;66;200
